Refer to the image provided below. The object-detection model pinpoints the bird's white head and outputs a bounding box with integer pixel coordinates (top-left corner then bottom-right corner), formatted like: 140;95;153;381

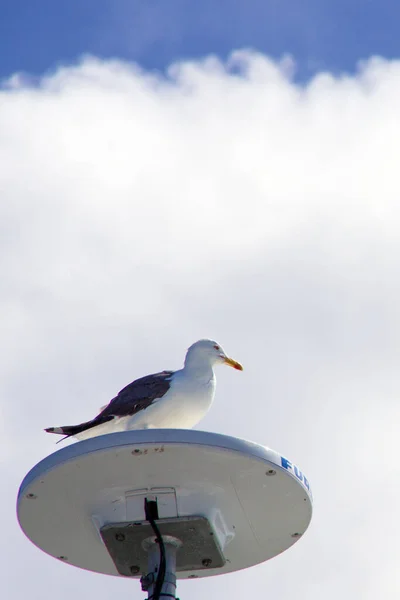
184;339;243;371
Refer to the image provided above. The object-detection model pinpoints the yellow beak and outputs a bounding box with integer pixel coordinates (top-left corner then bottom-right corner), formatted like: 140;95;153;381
223;356;244;371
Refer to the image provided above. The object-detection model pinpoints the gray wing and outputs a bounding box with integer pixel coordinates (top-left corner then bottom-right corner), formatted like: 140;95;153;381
99;370;174;419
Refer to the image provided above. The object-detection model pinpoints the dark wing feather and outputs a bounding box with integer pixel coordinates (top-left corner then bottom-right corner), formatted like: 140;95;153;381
99;370;174;419
44;370;174;442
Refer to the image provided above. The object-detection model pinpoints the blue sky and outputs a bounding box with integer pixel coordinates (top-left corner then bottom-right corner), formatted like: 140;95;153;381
1;0;399;80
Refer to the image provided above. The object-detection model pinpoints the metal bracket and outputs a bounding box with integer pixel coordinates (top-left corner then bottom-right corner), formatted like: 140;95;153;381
140;573;155;591
100;516;226;577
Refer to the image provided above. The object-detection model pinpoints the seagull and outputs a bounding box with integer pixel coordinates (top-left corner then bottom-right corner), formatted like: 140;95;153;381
45;339;243;442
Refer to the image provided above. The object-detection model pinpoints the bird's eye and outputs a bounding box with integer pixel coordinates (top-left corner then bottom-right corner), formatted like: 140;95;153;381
214;345;220;350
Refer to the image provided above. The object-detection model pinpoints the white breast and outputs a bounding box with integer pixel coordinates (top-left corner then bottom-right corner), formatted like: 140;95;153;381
126;371;216;430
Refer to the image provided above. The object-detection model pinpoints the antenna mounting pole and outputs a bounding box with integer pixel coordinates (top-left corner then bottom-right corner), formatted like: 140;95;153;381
141;536;181;600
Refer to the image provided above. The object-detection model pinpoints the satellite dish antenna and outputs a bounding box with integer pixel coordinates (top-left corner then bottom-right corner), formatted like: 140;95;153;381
17;430;312;599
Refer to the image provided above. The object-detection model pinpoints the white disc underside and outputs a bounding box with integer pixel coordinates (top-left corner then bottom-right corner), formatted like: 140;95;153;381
17;429;313;578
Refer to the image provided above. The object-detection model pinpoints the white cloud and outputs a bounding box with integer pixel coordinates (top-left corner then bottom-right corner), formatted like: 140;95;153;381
2;52;400;598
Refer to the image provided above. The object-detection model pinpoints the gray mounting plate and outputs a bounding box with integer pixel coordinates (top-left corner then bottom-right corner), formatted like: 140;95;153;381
101;516;225;576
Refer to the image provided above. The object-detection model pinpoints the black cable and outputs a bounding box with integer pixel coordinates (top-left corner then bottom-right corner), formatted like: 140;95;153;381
145;499;166;600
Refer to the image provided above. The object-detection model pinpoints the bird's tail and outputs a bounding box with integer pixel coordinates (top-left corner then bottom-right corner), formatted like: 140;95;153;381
45;415;113;443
